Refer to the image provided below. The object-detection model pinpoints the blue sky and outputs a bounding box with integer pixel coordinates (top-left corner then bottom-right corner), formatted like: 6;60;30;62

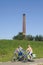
0;0;43;39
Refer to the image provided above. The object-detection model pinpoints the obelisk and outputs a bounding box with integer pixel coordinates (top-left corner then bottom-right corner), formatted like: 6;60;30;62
23;14;26;38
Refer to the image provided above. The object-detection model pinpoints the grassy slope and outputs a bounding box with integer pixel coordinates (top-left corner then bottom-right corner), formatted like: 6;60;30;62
0;40;43;61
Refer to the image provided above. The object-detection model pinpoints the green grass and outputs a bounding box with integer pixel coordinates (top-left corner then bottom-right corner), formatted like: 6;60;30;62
0;40;43;61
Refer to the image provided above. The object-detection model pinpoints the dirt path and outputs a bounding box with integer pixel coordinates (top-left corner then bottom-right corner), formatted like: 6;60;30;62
0;58;43;65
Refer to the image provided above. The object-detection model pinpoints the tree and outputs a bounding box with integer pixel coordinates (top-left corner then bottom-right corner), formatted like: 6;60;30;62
35;35;39;41
26;35;33;41
35;35;43;41
38;35;43;41
13;32;24;40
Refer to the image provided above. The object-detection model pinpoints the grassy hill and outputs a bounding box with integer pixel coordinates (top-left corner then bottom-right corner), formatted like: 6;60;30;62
0;40;43;61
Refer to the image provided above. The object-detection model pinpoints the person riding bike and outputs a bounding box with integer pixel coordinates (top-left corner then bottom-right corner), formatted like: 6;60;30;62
26;45;33;59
